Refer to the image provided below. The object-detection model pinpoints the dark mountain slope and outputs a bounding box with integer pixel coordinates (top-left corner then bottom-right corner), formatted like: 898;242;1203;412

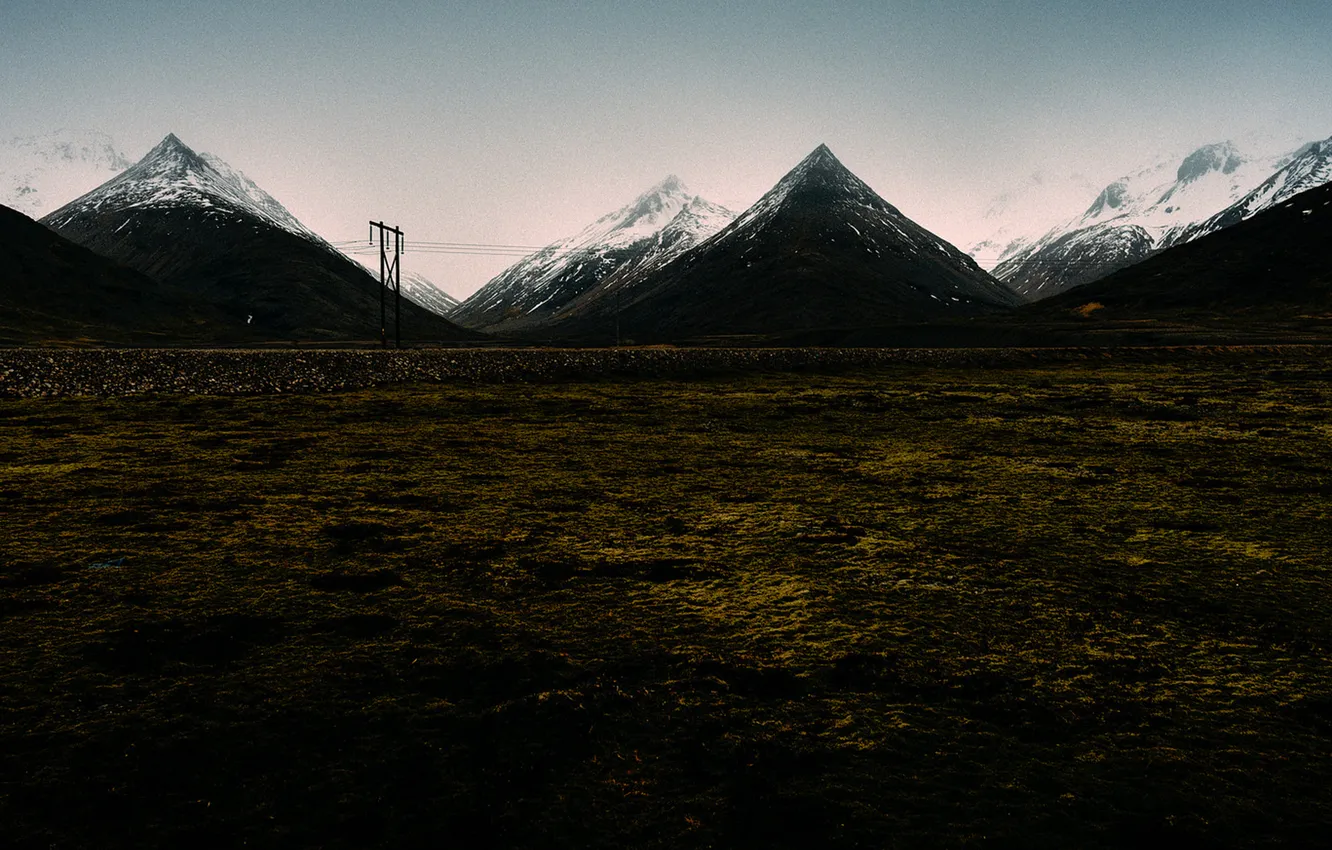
0;203;224;344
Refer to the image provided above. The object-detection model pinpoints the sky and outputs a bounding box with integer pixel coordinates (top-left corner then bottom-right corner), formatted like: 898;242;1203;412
4;0;1332;299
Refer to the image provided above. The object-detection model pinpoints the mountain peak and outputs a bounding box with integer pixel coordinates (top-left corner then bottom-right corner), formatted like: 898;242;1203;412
795;143;841;172
650;174;687;195
1177;141;1245;183
784;144;858;185
147;132;195;158
602;176;697;238
41;133;320;242
451;176;737;330
740;143;892;221
132;133;212;180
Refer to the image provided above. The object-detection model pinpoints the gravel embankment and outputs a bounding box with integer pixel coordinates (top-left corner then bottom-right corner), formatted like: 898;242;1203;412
0;345;1327;397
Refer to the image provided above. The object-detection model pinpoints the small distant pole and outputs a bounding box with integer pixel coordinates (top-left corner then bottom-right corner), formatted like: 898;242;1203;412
370;220;404;348
615;290;621;347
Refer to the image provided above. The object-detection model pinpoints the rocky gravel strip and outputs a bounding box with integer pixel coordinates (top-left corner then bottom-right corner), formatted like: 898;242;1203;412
0;346;1327;398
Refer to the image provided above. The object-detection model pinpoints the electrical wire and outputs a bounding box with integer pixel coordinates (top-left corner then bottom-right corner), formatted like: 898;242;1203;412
328;236;1128;270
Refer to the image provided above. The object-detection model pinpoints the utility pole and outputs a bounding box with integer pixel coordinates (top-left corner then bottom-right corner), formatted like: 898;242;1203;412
615;290;621;347
369;221;403;347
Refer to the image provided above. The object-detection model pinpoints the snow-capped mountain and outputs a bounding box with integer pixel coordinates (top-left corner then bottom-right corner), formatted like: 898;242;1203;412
1176;134;1332;242
1031;178;1332;318
44;133;322;242
0;129;132;218
992;140;1309;301
583;195;736;301
546;144;1019;341
399;270;459;316
450;176;735;330
41;133;472;341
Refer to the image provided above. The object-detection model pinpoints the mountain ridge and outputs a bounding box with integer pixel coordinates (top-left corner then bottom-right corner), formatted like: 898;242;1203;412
1030;178;1332;318
989;137;1322;301
451;176;735;331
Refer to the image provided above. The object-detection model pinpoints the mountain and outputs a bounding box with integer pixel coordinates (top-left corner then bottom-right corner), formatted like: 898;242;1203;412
0;203;225;344
1;130;133;219
1031;179;1332;317
1175;135;1332;243
43;134;322;241
992;140;1309;301
398;270;460;316
585;195;736;302
543;144;1020;342
450;176;735;331
41;134;474;342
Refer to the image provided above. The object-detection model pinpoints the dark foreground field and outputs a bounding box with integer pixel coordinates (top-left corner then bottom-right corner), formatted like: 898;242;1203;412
3;354;1332;848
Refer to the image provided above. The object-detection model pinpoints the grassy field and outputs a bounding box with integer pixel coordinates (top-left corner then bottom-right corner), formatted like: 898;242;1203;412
2;355;1331;848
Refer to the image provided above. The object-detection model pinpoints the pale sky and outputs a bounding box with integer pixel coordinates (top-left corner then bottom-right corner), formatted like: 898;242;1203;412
4;0;1332;298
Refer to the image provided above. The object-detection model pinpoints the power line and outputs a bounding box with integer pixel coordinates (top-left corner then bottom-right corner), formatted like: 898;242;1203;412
329;235;1155;280
331;238;622;259
340;246;536;257
331;240;549;251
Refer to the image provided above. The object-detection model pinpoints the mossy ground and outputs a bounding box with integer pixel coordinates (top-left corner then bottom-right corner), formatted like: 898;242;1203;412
2;357;1331;848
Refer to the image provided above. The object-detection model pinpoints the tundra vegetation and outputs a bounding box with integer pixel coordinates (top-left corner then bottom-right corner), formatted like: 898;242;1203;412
2;352;1331;848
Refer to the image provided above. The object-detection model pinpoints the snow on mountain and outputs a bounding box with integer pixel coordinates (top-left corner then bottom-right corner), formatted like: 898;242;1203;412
1177;134;1332;242
581;195;736;298
399;271;460;316
195;152;323;241
1029;178;1332;318
993;139;1307;301
450;176;735;330
0;129;132;217
43;134;324;243
42;133;465;323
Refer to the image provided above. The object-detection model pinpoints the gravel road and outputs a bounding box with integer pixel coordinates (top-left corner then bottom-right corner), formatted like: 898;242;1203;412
0;345;1325;397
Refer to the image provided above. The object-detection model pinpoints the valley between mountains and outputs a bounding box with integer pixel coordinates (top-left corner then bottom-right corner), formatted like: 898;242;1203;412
3;127;1331;344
